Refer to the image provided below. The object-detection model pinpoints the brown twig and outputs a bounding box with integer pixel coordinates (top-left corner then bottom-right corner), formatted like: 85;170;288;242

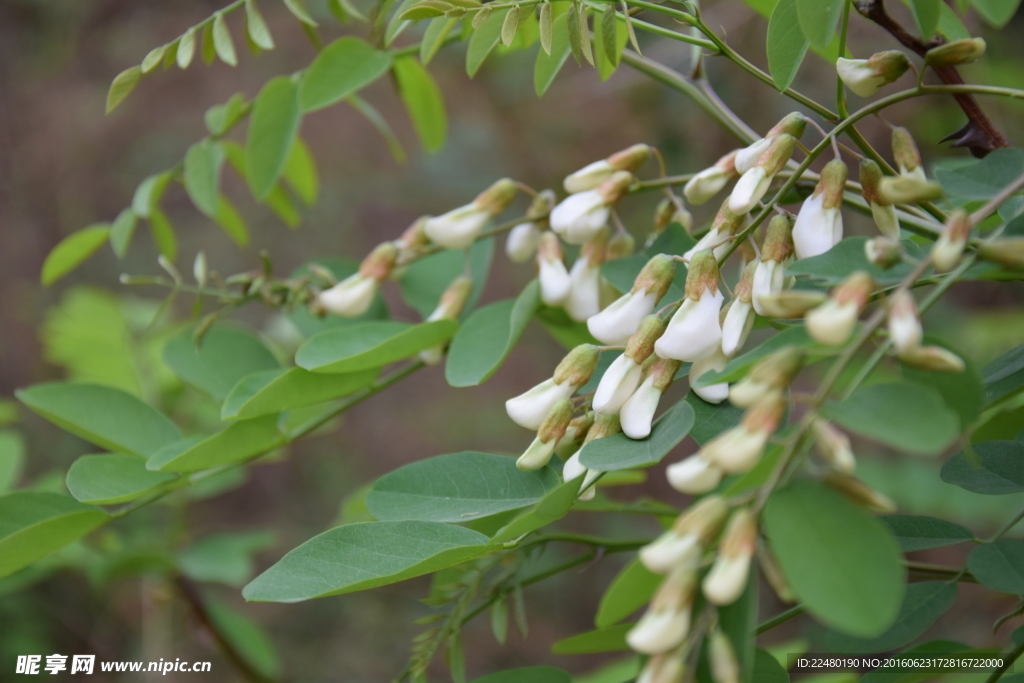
854;0;1010;157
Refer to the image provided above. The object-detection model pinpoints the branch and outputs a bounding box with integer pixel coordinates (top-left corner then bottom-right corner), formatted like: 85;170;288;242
853;0;1010;158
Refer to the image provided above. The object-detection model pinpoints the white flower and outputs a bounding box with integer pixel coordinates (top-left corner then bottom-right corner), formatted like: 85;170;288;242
837;58;887;98
751;259;785;317
666;455;722;494
505;378;576;430
517;435;557;471
425;204;490;249
587;290;659;345
620;375;662;439
690;347;729;404
564;160;614;194
637;655;684;683
704;554;752;606
550;190;609;244
792;193;843;260
318;274;378;317
734;138;771;174
806;299;859;346
539;258;571;305
506;222;542;263
639;530;702;575
729;381;778;410
593;354;644;415
684;165;732;205
655;288;724;363
813;419;856;474
888;291;922;355
627;606;691;655
562;449;587;482
702;426;769;474
721;300;754;357
709;629;741;683
565;254;602;322
728;167;771;215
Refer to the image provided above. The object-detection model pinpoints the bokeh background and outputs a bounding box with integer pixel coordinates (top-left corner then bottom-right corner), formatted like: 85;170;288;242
1;0;1023;680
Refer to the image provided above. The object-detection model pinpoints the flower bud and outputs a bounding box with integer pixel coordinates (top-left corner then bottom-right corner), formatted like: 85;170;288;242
722;261;758;357
636;653;685;683
656;252;724;363
823;471;897;513
878;175;944;204
865;236;902;269
684;200;746;262
892;127;923;178
859;159;901;239
729;134;796;214
837;50;910;97
709;628;741;683
684;151;739;205
691;347;730;404
899;344;966;372
653;198;675;234
397;216;431;251
793;159;847;259
565;230;608;322
506;222;543;263
553;344;602;386
752;214;795;316
666;454;723;494
729;347;804;409
555;412;594;459
703;508;757;605
702;393;784;473
606;232;636;260
887;290;922;355
735;114;806;174
562;450;597;500
627;567;697;654
552;172;633;244
755;289;827;319
317;274;379;317
978;237;1024;270
537;232;571;305
931;209;971;273
640;495;729;574
564;144;650;194
812;419;856;474
426;178;516;249
758;546;797;603
588;255;675;345
518;399;574;471
506;345;598;429
806;272;874;346
621;356;681;439
419;275;474;364
925;37;986;67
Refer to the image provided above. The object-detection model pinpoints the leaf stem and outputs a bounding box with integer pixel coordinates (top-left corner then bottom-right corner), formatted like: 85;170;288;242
754;604;805;635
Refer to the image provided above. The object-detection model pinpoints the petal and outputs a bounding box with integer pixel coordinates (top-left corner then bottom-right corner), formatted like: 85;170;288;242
702;554;752;605
728;167;770;215
620;376;663;439
539;258;572;306
593;355;643;415
505;378;575;429
721;301;754;357
655;289;724;362
666;455;723;494
587;290;658;345
425;205;489;249
318;275;378;317
565;259;602;322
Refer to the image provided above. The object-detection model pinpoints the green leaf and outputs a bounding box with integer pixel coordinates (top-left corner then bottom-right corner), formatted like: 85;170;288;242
825;581;957;652
282;137;319;205
205;598;282;679
901;340;984;430
969;0;1023;27
284;0;319;25
982;342;1024;406
148;208;178;261
938;2;972;39
578;399;695;471
501;4;521;46
162;325;280;402
421;16;458;64
246;76;302;201
0;431;26;492
141;45;167;74
534;12;572;96
471;668;570;683
467;8;510;76
222;367;379;420
296;320;459;373
594;8;626;80
822;382;959;456
687;392;745;444
385;0;419;46
147;416;285;472
400;238;494;319
245;0;275;50
764;480;905;637
201;23;217;65
212;14;238;66
752;648;790;683
16;383;181;459
367;451;560;523
490;478;581;542
300;37;393;112
243;520;492;601
177;531;275;587
183;139;225;217
0;492;109;579
393;56;447;153
536;306;600;349
795;0;844;50
967;539;1024;593
551;623;633;654
131;172;172;219
109;208;137;259
941;440;1024;494
935;148;1024;201
66;454;177;504
213;195;250;246
539;1;553;54
879;514;975;551
767;0;810;91
106;66;142;113
445;281;540;387
787;237;926;286
595;558;661;628
41;225;111;286
910;0;942;37
177;28;197;68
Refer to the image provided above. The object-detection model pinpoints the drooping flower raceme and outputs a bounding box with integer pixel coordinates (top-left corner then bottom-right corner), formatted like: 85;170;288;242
729;133;797;215
425;178;518;249
317;242;397;317
551;171;633;244
505;344;599;430
418;275;474;365
593;316;664;415
859;159;900;239
721;260;757;357
537;231;572;306
752;214;795;317
565;230;608;322
806;271;875;346
684;150;739;205
836;50;910;97
792;158;847;259
620;356;682;439
588;254;675;345
563;144;651;193
703;508;757;606
656;250;724;363
517;399;574;471
627;566;698;654
639;495;729;574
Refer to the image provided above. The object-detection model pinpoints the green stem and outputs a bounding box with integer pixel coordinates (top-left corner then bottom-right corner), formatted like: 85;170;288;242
755;605;805;635
836;0;851;119
985;635;1024;683
989;507;1024;543
520;532;652;550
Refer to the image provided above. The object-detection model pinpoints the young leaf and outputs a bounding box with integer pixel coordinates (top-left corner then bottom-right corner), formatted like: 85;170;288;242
242;521;492;602
421;16;458;65
540;1;553;54
245;0;276;50
131;172;172;219
825;581;958;653
66;454;177;505
879;515;976;551
347;94;407;163
490;598;509;644
147;415;285;472
0;431;25;492
148;208;178;261
16;382;182;459
501;4;521;46
221;367;379;420
576;1;594;65
752;649;789;683
445;281;541;387
764;480;905;638
393;56;447;153
282;138;319;205
578;399;696;471
551;624;633;654
213;195;250;246
246;76;302;201
178;27;197;68
300;37;392;112
786;237;926;286
910;0;942;37
467;8;511;77
41;225;111;286
595;558;661;628
967;539;1024;593
106;66;142;114
141;45;168;74
795;0;844;50
201;23;217;65
162;325;280;401
109;209;137;259
0;492;110;579
212;14;238;66
767;0;810;91
600;6;621;71
534;12;572;96
296;320;459;373
566;2;583;64
183;139;225;217
940;440;1024;494
284;0;319;25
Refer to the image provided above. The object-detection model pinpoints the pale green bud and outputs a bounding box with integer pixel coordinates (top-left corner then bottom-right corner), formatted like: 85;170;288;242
925;38;986;67
684;250;721;300
553;344;601;386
